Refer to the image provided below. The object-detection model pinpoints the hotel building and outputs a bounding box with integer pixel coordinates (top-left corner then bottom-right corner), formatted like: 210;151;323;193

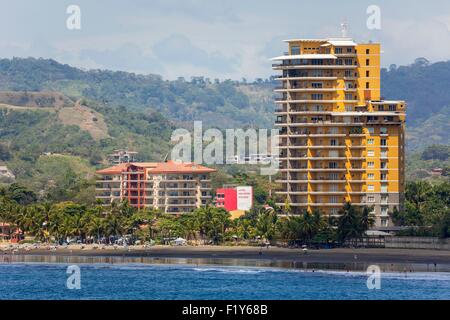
95;160;215;213
272;38;406;227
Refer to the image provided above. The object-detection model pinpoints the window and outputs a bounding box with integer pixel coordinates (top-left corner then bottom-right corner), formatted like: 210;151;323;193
367;195;375;202
381;162;387;169
368;150;375;157
328;162;338;169
345;93;353;100
311;59;324;65
329;196;338;203
346;47;352;53
366;49;370;54
344;70;352;77
328;173;338;180
291;46;300;55
368;185;374;191
368;138;374;145
380;127;388;134
366;82;370;89
366;59;370;66
367;127;374;134
381;207;389;216
368;173;374;179
330;139;337;146
366;70;370;77
381;173;387;181
311;82;323;88
344;58;353;65
312;93;323;100
368;162;375;168
388;104;397;111
381;151;388;158
381;184;388;193
335;47;343;54
381;139;387;146
345;106;353;111
329;150;338;157
381;218;388;227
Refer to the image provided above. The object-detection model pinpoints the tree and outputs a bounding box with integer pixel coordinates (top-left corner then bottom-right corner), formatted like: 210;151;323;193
336;203;372;243
2;184;37;205
420;145;449;161
255;206;278;241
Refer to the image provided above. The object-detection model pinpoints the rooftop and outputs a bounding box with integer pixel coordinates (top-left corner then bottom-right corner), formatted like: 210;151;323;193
96;160;216;175
271;54;337;61
282;38;365;47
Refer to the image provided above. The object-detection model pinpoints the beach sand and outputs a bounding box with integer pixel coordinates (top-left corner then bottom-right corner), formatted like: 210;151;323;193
1;243;450;266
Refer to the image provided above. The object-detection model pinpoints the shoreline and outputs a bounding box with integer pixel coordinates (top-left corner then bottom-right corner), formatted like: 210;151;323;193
1;245;450;271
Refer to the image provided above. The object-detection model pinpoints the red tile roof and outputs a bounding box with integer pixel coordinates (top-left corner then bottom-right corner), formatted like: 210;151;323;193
96;160;215;175
95;163;129;175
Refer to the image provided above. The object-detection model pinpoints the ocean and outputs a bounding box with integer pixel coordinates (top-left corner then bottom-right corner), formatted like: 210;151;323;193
0;257;449;300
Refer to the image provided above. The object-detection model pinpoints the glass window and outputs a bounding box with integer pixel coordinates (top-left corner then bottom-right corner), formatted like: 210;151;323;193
291;46;300;55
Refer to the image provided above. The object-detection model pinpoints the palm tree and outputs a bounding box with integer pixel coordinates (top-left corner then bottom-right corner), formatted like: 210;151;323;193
337;202;364;244
255;206;277;242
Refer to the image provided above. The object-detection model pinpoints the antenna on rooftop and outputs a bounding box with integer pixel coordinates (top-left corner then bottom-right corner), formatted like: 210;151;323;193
340;20;348;38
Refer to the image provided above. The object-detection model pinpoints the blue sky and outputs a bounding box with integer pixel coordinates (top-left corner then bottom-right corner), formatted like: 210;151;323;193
1;0;450;80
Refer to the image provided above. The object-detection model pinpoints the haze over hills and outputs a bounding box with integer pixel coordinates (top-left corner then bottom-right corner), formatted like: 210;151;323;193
0;57;449;198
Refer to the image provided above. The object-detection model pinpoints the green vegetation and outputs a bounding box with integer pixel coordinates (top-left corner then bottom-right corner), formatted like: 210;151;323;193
406;145;450;182
392;181;450;238
0;57;449;240
0;183;380;245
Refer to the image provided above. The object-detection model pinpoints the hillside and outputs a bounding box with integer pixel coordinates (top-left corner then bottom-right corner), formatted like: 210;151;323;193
0;57;449;200
1;57;449;150
0;92;174;201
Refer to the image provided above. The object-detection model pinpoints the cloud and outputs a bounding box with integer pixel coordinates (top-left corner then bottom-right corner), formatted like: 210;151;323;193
379;17;450;65
152;34;240;74
128;0;241;24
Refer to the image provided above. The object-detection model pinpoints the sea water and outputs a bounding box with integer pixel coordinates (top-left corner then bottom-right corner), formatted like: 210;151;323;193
0;261;449;300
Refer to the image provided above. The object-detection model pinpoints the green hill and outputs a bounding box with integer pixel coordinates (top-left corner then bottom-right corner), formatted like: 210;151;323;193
0;57;449;200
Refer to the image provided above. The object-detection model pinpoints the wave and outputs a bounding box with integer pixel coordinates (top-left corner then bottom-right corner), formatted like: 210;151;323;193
315;270;450;281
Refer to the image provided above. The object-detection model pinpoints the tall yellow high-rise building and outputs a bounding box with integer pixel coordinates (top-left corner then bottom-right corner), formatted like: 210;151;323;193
272;38;406;227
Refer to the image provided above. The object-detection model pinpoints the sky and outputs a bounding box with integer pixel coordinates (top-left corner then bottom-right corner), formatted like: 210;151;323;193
1;0;450;80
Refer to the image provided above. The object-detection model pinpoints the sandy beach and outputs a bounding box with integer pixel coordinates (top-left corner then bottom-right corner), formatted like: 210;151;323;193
1;243;450;267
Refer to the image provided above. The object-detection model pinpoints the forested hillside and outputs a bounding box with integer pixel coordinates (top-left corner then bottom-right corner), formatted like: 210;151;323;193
0;57;449;200
1;57;449;149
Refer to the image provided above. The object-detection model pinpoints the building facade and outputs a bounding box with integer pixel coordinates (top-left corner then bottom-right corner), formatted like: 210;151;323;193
107;149;138;165
272;38;406;227
96;160;215;213
215;186;253;211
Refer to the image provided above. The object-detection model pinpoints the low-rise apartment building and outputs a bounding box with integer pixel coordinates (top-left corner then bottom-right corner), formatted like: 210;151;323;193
96;160;215;213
